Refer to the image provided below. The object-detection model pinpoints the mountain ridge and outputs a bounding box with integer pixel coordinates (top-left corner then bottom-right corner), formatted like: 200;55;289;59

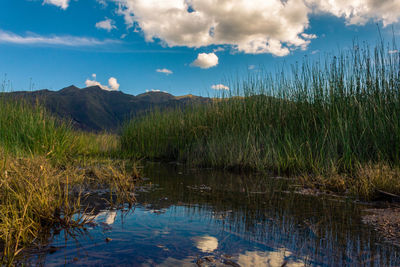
1;85;209;132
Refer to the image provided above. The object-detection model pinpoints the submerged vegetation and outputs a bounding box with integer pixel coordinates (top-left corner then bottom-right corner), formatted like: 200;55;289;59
0;97;137;264
121;42;400;198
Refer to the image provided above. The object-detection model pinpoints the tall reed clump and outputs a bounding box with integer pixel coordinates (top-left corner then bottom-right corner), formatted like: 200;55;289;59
121;42;400;197
0;98;78;163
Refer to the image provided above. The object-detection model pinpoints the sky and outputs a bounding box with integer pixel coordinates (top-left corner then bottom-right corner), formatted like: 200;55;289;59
0;0;399;96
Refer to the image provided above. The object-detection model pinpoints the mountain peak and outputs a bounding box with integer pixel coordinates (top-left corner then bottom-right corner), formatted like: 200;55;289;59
84;85;105;91
60;85;80;93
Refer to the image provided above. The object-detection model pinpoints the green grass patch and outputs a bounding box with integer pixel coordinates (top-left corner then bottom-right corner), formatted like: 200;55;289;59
0;98;79;163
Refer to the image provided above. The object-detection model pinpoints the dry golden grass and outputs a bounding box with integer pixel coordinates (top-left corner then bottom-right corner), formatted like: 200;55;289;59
0;152;138;265
299;164;400;199
354;164;400;199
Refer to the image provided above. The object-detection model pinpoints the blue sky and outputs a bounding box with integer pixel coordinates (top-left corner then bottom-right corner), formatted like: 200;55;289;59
0;0;399;96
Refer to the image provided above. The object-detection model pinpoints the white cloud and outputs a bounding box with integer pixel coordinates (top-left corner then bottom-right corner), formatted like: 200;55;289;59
108;77;120;90
96;18;117;32
213;47;225;53
301;33;317;39
97;0;108;7
156;68;173;75
211;84;229;90
114;0;311;56
308;0;400;27
0;30;118;46
113;0;400;56
191;53;218;69
43;0;70;10
85;76;120;91
85;79;104;88
145;89;168;93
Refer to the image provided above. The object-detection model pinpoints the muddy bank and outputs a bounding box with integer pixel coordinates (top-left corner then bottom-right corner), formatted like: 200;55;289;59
362;207;400;247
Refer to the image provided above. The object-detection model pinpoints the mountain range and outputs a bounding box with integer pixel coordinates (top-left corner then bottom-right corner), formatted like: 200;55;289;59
2;85;209;132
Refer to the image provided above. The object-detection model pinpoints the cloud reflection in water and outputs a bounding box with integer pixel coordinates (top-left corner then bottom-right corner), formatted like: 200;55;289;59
194;235;219;253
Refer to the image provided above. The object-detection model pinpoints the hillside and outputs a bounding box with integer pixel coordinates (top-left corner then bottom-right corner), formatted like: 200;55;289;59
1;85;209;132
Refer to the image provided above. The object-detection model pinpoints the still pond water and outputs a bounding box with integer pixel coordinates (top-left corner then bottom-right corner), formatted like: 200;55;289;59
25;162;400;266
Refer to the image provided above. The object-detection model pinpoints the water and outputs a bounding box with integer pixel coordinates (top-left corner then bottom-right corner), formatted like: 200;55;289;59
23;162;400;266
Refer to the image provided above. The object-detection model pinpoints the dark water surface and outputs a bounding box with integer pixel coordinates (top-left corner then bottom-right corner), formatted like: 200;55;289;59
25;163;400;266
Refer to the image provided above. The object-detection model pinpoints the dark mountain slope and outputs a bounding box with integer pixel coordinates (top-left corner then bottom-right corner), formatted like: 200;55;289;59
2;85;209;132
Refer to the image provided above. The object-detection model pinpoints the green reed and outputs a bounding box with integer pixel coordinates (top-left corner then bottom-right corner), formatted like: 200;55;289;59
0;98;78;163
121;42;400;196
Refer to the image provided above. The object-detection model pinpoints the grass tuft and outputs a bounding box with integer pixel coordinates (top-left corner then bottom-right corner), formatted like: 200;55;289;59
0;98;78;164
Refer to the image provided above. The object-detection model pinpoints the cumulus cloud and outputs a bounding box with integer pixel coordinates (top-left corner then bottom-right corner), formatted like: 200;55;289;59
96;18;117;32
156;68;173;75
108;77;120;90
85;79;103;88
191;53;218;69
85;75;120;91
41;0;400;56
113;0;400;56
43;0;70;10
307;0;400;27
211;84;229;90
0;30;118;46
114;0;311;56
